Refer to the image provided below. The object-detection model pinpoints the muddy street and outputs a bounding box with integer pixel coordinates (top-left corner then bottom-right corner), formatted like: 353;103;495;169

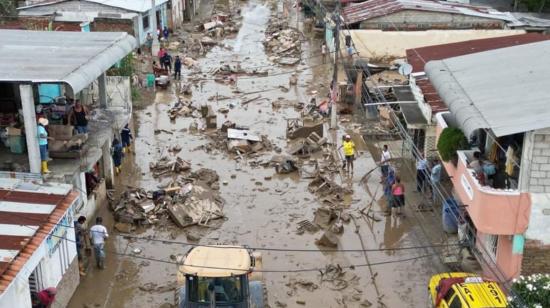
68;1;444;307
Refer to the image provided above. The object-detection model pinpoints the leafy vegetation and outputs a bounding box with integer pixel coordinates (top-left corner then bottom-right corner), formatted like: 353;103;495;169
107;54;135;77
509;274;550;308
437;127;468;162
0;0;17;17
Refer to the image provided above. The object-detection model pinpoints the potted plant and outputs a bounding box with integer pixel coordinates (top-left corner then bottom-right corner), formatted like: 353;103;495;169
437;127;468;166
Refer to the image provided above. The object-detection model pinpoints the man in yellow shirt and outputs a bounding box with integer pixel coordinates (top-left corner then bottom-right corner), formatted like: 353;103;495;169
339;135;356;173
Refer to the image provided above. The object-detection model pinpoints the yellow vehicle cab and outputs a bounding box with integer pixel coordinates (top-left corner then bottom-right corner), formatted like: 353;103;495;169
428;272;508;308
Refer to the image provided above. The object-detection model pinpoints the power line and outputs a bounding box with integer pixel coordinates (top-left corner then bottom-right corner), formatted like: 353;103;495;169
18;222;437;273
2;209;461;254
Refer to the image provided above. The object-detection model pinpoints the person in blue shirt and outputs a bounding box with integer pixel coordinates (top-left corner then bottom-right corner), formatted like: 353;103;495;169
430;159;442;204
121;124;133;154
37;117;50;174
174;56;182;80
383;167;396;216
112;138;123;175
416;153;428;192
163;26;169;40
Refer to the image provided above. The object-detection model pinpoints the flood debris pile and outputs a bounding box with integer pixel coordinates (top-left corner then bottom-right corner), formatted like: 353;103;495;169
167;99;202;120
111;168;224;230
282;264;365;306
194;10;242;52
264;17;302;65
226;128;272;155
209;63;269;79
149;156;191;178
198;125;273;157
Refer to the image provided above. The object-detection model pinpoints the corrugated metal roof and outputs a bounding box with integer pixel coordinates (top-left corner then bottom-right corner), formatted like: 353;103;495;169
406;33;550;73
0;29;137;94
415;78;446;113
86;0;168;12
0;183;79;294
425;40;550;137
342;0;512;25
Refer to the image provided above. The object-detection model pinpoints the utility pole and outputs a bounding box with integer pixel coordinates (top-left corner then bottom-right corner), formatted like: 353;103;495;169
151;0;160;56
296;0;300;29
330;3;340;129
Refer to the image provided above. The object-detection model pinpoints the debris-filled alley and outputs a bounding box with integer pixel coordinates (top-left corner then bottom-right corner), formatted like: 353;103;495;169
2;0;550;307
66;1;449;307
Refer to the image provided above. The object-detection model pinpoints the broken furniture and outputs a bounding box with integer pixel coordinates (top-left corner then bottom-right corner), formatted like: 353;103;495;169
201;105;217;129
286;118;323;139
48;124;88;158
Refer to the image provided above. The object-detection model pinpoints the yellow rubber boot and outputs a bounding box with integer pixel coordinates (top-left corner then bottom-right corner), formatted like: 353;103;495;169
41;161;51;174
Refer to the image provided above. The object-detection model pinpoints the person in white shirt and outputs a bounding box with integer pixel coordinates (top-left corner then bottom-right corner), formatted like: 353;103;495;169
380;145;391;181
321;43;327;63
416;153;428;192
89;217;108;269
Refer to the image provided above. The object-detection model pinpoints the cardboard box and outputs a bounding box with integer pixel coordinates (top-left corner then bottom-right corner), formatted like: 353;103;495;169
6;127;21;136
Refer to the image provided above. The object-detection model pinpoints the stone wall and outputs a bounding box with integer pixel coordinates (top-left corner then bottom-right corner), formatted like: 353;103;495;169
360;11;505;30
521;239;550;275
528;131;550;193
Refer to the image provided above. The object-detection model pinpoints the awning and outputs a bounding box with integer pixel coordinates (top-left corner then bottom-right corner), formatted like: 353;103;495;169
394;86;427;129
0;30;137;94
425;40;550;138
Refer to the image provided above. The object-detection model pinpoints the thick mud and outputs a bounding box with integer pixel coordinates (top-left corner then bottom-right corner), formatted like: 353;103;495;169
68;1;445;307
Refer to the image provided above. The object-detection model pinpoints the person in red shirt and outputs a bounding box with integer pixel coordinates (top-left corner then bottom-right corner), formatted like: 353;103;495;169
33;287;56;308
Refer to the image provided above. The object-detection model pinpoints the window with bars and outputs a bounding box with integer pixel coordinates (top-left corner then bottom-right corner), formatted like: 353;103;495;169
483;234;499;261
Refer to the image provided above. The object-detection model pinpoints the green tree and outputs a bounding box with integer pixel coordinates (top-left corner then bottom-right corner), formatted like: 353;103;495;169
0;0;16;16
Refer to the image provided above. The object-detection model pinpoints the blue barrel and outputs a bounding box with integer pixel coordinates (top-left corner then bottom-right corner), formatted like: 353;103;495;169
442;198;460;234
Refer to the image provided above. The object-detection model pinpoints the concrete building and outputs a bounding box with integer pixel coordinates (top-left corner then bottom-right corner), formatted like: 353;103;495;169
425;40;550;279
15;0;169;45
0;178;80;308
341;28;526;59
404;33;550;160
0;29;136;219
169;0;184;29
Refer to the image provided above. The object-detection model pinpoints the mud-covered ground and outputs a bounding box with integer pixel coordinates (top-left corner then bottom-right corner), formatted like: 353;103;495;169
68;1;452;307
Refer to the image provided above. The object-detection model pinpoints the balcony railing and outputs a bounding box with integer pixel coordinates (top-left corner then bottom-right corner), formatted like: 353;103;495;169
435;112;531;235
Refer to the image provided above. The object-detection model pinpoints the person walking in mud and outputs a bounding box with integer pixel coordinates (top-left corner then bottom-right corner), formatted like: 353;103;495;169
174;55;182;80
379;144;391;182
321;43;327;63
121;124;133;154
383;167;396;216
416;153;428;193
112;138;123;175
90;217;108;269
338;135;356;174
163;52;173;73
391;176;405;217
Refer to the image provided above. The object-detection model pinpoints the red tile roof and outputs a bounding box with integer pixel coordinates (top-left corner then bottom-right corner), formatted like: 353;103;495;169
0;189;79;293
415;78;447;113
407;33;550;73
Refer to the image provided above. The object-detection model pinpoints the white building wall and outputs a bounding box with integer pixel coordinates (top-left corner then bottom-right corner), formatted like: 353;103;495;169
523;128;550;245
0;204;77;308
